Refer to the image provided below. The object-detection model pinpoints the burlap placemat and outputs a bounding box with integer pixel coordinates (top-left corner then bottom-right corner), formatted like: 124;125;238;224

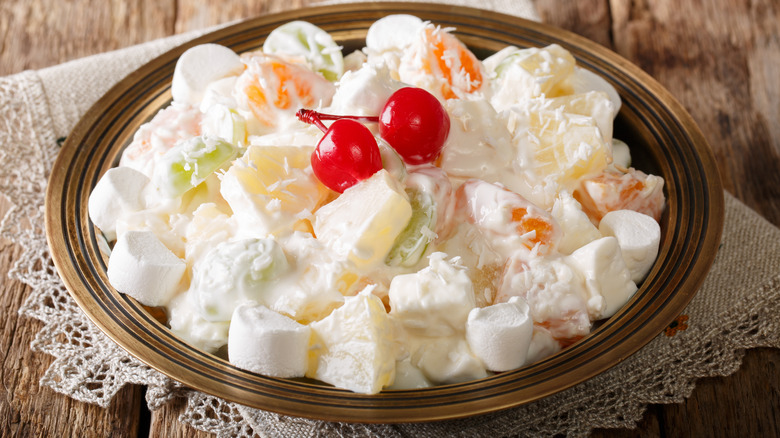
1;1;779;436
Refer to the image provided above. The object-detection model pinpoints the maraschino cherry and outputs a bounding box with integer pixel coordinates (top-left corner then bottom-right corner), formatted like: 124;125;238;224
297;86;450;192
378;87;450;165
297;110;382;193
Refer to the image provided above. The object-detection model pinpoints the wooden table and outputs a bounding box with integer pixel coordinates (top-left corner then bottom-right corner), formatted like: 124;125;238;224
1;0;778;436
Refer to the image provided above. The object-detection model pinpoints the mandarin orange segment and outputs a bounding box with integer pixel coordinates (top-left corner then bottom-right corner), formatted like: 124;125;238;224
237;54;335;128
511;207;557;250
574;169;666;223
419;27;483;99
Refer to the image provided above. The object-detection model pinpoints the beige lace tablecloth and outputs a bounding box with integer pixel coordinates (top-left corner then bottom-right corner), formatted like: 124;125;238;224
2;1;779;436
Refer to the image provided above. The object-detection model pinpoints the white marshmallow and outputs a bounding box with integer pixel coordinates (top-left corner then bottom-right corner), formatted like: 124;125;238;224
228;303;310;378
171;44;243;106
329;64;405;116
466;297;534;372
107;230;185;307
365;14;424;55
599;210;661;283
567;237;638;319
88;167;150;241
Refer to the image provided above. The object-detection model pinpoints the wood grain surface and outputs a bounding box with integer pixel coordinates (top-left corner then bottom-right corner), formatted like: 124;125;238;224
1;0;778;436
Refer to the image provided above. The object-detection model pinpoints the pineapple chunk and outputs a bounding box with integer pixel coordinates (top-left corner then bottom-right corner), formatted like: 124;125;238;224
490;44;576;110
526;91;616;144
307;288;397;394
508;107;611;193
220;145;329;237
314;170;412;270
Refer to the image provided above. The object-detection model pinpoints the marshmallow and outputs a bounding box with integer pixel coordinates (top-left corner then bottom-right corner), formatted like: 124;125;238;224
329;64;404;116
171;44;244;106
567;237;638;319
365;14;424;54
388;252;475;337
88;167;150;241
228;303;311;378
107;230;185;307
599;209;661;283
466;296;534;372
307;288;397;394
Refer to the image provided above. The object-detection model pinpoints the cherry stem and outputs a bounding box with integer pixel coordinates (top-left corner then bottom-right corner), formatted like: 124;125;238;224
296;108;379;133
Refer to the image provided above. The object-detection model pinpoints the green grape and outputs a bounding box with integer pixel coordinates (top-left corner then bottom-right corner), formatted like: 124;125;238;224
193;237;290;322
154;135;238;198
386;188;436;267
263;21;344;81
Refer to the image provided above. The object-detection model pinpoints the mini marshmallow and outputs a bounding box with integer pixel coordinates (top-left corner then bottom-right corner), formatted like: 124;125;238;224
365;14;424;54
171;44;244;106
228;303;311;378
567;236;638;319
329;64;405;116
466;296;533;372
599;210;661;283
88;167;150;241
107;230;186;307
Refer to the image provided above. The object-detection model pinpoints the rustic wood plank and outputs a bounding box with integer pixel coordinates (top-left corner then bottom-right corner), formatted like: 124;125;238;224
149;396;214;438
0;216;144;437
0;0;177;76
173;0;307;33
610;0;780;226
660;348;780;436
0;1;175;436
533;0;613;48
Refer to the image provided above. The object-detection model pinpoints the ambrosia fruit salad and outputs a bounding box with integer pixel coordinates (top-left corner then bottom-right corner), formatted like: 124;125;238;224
89;15;665;394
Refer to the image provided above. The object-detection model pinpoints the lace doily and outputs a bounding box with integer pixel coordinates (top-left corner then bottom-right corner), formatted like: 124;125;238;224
2;5;780;437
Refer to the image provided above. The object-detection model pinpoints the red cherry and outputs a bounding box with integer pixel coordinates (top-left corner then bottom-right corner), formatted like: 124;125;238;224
379;87;450;165
307;117;382;193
